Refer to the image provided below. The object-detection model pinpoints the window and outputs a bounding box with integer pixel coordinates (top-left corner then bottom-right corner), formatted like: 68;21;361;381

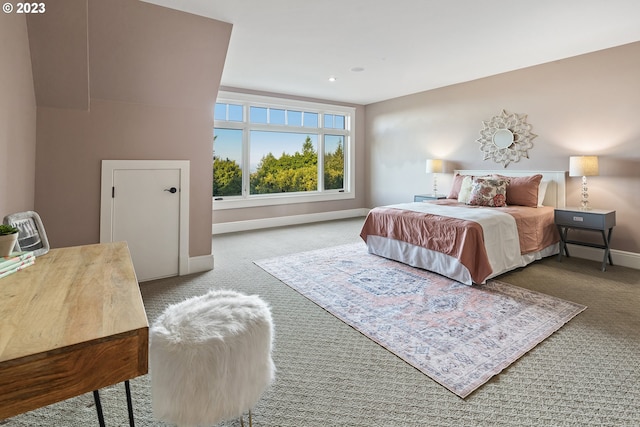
213;92;355;209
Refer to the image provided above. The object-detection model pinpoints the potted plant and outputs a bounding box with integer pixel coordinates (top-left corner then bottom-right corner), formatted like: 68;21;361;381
0;224;20;257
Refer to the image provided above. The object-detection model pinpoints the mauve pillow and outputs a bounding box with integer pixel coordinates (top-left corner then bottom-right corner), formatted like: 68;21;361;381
448;174;467;199
494;174;543;207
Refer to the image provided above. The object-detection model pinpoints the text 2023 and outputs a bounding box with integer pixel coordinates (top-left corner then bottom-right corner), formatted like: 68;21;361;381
17;2;46;13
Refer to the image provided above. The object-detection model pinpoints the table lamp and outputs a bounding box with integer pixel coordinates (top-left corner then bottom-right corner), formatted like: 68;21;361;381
569;155;599;210
425;159;444;197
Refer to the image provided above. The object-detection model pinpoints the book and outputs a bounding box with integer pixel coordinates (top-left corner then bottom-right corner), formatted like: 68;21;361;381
0;251;35;267
0;251;35;275
0;257;35;279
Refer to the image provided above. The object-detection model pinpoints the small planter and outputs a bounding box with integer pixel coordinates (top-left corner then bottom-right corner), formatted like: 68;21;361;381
0;224;20;257
0;232;19;257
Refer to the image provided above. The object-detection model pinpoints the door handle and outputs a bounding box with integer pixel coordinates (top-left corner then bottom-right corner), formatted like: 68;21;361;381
164;187;178;194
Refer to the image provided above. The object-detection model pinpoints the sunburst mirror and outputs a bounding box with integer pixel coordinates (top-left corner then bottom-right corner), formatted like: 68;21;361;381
476;109;537;167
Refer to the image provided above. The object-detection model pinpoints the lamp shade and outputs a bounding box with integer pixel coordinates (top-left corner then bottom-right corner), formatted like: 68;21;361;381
569;156;599;177
426;159;444;174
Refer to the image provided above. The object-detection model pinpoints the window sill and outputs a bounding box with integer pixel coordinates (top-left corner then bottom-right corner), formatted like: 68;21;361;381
213;191;355;210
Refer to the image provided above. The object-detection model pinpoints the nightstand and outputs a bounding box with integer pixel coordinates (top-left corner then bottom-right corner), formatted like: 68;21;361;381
554;207;616;271
414;194;446;202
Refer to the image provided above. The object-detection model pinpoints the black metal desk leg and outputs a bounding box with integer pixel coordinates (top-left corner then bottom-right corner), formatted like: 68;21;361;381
93;382;134;427
93;390;106;427
125;380;135;427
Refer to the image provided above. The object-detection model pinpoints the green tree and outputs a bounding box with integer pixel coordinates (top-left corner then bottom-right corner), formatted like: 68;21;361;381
213;156;242;196
250;136;318;194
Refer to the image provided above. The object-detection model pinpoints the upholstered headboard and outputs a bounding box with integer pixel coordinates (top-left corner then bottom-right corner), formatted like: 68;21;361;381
454;170;566;208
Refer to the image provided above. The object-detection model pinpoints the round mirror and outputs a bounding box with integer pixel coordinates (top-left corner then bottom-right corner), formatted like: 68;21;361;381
492;128;514;149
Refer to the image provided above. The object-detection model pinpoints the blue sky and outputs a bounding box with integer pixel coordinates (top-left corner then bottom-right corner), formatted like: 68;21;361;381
214;129;318;172
215;130;343;173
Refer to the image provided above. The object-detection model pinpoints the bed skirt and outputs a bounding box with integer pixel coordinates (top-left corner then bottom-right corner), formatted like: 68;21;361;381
365;236;559;285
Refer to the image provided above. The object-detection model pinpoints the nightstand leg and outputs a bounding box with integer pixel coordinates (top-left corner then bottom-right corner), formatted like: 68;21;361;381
601;227;614;271
557;225;570;260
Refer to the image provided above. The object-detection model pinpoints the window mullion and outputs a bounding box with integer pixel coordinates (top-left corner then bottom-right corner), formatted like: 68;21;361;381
318;132;325;192
242;120;250;198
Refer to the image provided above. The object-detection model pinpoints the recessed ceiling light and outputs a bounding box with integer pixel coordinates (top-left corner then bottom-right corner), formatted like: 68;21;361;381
350;66;365;72
328;76;337;82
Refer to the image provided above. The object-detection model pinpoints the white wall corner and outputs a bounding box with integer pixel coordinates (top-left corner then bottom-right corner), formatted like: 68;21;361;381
188;254;214;275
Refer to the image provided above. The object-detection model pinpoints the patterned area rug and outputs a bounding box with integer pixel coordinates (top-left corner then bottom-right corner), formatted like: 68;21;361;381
255;242;586;398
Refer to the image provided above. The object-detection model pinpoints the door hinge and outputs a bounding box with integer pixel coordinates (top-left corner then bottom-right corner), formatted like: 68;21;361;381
112;187;115;198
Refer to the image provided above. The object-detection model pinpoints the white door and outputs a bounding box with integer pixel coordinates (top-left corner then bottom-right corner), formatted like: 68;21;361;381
100;160;190;282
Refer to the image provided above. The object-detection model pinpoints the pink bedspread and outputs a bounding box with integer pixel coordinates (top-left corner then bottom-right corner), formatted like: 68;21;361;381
359;200;559;284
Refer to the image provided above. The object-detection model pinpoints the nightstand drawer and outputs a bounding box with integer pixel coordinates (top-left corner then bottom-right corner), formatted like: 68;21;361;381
554;209;616;230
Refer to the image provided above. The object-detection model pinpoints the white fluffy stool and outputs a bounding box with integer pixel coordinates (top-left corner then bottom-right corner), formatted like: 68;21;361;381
150;289;275;427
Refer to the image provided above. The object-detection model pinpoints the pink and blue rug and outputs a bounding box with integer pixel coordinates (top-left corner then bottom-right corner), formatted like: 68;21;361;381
255;242;586;398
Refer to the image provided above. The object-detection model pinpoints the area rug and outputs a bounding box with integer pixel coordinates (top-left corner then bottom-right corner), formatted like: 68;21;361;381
255;243;586;398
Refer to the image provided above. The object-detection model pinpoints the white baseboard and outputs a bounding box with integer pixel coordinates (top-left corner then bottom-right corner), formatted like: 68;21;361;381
212;208;369;235
566;244;640;270
188;254;214;274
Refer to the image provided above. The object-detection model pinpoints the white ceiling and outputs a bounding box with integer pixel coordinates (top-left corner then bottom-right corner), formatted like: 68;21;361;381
142;0;640;105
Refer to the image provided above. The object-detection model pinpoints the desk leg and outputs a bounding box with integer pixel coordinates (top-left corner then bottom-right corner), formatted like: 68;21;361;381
125;380;135;427
93;390;106;427
92;382;135;427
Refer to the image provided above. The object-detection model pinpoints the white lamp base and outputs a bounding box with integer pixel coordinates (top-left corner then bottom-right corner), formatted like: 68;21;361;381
432;173;438;197
579;176;591;210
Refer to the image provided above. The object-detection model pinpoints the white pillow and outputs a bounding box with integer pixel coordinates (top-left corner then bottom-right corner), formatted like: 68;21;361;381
537;180;549;206
457;176;473;204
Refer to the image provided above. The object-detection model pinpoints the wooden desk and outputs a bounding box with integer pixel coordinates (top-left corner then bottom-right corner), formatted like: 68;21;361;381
0;242;148;421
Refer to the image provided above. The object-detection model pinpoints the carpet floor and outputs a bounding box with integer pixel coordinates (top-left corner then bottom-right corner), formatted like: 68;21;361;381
255;242;586;398
2;217;639;426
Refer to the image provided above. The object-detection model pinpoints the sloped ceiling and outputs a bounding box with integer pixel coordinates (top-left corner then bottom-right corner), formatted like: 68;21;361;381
26;0;89;109
142;0;640;105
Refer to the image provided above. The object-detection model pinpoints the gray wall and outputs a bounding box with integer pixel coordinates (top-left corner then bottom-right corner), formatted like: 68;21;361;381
0;11;36;216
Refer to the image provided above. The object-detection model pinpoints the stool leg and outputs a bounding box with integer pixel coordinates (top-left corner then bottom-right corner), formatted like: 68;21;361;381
240;415;245;427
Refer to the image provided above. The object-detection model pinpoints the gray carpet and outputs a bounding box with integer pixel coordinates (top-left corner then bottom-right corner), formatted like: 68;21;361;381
3;217;639;426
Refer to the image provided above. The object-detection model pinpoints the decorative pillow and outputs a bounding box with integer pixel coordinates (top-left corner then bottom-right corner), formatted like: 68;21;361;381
468;178;507;207
447;174;466;199
537;180;549;206
493;174;542;208
457;176;473;204
448;174;490;199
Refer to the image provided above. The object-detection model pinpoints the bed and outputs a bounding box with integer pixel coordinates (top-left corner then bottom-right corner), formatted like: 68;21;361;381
360;170;566;285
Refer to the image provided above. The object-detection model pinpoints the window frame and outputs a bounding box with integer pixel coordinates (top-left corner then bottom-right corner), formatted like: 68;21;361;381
213;91;356;210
